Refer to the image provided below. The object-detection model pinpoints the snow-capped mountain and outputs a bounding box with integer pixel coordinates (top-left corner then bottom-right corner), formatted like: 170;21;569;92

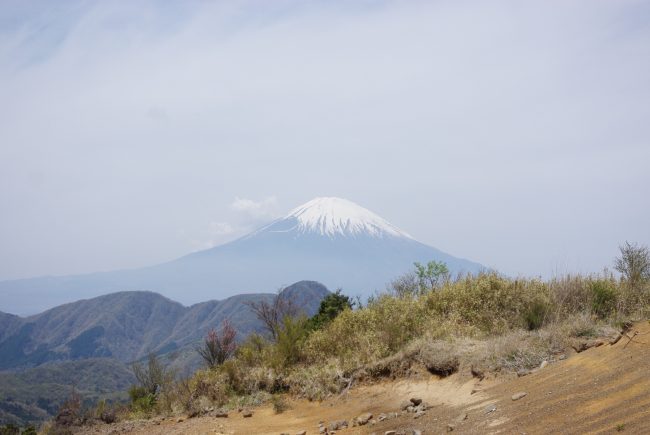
0;197;483;315
265;197;412;239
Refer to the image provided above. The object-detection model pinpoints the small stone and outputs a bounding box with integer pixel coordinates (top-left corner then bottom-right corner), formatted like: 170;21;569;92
512;392;527;401
456;413;468;422
414;411;425;419
517;369;531;377
176;417;184;423
412;431;422;435
407;406;415;413
539;360;548;369
215;411;228;418
329;420;348;431
296;431;307;435
410;398;423;406
558;354;567;360
484;404;497;414
385;431;397;435
356;413;373;426
242;410;253;418
378;413;387;421
447;424;455;431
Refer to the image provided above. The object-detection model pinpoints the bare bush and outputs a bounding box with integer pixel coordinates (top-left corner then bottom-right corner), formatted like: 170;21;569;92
615;241;650;287
131;353;174;396
247;291;298;341
197;320;237;368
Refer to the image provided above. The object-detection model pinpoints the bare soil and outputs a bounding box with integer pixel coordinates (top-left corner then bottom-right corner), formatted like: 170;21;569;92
74;321;650;435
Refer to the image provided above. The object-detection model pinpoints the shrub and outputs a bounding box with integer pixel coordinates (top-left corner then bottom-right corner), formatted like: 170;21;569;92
274;316;309;368
388;271;419;298
307;290;353;330
131;353;174;396
524;300;549;330
591;279;618;318
271;395;289;414
189;369;230;406
236;333;270;367
247;292;298;341
128;386;156;414
53;388;81;428
615;241;650;287
197;320;237;368
304;295;425;369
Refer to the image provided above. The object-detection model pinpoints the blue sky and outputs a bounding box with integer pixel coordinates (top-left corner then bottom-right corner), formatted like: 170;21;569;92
1;0;649;280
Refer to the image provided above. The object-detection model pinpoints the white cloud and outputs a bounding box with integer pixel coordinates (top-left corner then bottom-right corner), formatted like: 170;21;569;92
230;196;280;220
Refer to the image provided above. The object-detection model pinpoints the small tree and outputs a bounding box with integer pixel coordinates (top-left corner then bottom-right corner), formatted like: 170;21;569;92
615;241;650;287
246;291;298;341
197;319;237;368
414;261;450;293
389;271;420;298
307;289;352;330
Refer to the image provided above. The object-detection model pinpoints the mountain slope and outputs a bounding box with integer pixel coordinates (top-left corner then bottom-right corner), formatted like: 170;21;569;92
0;358;134;426
0;281;328;371
0;197;482;315
0;282;328;425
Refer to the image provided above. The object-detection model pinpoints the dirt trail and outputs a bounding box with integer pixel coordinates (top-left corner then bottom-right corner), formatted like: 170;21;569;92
76;321;650;434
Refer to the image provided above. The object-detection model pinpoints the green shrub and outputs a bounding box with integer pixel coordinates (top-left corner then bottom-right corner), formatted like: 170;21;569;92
274;316;309;368
524;300;549;330
128;385;156;414
591;280;618;318
307;290;353;331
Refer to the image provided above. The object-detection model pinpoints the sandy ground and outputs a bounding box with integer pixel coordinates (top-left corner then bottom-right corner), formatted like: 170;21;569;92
74;321;650;435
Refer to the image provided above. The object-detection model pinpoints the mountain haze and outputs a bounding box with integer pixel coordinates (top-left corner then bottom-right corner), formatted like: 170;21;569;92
0;198;482;315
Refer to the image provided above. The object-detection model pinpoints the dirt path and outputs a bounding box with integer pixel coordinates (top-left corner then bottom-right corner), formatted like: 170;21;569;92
75;321;650;434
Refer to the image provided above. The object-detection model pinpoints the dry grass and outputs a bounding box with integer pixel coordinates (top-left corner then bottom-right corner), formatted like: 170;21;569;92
119;272;648;420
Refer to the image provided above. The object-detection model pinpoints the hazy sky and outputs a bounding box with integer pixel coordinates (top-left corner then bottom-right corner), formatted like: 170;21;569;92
1;0;649;281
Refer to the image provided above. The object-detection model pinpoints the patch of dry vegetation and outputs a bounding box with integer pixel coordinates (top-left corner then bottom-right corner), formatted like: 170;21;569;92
102;244;650;423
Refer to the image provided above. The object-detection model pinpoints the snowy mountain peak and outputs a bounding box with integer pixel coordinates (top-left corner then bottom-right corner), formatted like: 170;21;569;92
284;197;412;239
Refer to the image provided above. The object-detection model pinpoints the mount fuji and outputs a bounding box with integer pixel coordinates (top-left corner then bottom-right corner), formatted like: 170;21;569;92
0;197;483;315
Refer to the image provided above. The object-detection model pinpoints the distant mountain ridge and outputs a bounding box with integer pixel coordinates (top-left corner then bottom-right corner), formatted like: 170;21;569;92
0;281;329;426
0;197;483;316
0;281;329;371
